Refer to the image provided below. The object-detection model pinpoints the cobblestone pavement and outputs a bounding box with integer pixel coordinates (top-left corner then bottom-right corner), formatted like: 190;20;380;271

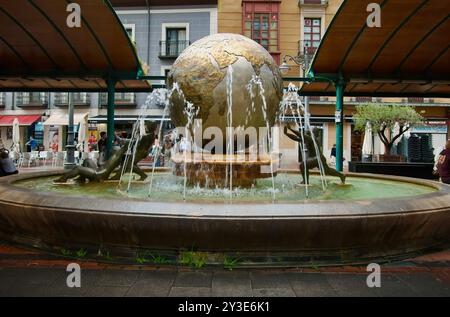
0;243;448;297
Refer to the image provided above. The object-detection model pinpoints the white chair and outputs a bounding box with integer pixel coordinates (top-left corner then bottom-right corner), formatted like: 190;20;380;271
38;151;52;166
89;151;99;165
28;151;39;167
52;152;65;167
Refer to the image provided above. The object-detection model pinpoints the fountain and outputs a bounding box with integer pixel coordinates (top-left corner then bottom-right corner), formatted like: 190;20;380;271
0;33;449;266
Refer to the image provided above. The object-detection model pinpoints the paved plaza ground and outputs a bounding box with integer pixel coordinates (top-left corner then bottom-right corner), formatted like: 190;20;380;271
0;242;449;297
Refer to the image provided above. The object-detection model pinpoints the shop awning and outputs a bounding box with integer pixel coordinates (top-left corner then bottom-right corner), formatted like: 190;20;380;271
0;0;150;92
43;112;89;126
0;115;42;126
301;0;450;97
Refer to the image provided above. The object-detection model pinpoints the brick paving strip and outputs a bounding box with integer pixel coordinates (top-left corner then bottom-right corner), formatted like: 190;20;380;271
0;243;449;297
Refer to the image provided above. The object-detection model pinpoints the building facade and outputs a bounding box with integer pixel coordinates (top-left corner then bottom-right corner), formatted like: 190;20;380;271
0;1;218;153
218;0;450;168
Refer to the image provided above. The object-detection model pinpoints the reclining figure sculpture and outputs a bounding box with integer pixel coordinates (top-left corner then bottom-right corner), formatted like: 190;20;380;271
283;124;346;184
54;124;155;183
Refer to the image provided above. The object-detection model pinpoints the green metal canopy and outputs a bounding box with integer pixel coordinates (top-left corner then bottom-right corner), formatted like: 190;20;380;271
301;0;450;97
0;0;150;92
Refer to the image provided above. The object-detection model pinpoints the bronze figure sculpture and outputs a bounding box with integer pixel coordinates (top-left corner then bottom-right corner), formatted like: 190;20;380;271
54;124;155;183
283;124;346;184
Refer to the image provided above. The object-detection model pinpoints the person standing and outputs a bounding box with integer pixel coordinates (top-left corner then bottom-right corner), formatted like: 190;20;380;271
437;140;450;184
330;144;337;165
97;131;107;167
26;136;38;152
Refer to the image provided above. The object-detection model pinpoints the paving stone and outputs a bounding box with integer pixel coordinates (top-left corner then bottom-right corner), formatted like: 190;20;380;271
169;287;212;297
94;269;141;287
125;270;177;297
0;268;65;286
324;273;379;297
372;273;418;297
286;272;339;297
212;270;253;297
394;272;450;297
80;286;130;297
252;288;296;297
250;271;291;289
173;271;213;288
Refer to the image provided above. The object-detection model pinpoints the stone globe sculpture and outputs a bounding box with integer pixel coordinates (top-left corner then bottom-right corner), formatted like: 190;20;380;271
167;33;283;150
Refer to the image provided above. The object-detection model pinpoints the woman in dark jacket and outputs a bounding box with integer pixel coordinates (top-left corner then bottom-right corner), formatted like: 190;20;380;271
437;140;450;184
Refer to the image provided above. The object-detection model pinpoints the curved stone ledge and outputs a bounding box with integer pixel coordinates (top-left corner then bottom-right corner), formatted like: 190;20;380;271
0;170;449;263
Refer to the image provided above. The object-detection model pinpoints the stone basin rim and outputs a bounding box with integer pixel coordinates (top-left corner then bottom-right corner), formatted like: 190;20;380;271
1;170;449;219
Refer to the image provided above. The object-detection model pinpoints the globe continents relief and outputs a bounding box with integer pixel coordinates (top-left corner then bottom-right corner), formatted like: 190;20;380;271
167;33;283;149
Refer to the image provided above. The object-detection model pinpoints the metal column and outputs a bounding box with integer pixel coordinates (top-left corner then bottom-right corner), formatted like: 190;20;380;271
64;93;76;169
335;81;345;172
106;78;116;159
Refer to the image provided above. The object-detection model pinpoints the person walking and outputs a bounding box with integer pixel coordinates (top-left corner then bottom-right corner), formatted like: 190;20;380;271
437;140;450;184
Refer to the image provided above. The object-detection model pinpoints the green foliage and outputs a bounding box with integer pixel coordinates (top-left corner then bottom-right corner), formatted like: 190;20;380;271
60;248;72;257
76;248;87;258
104;251;113;261
223;256;241;271
135;256;147;264
148;253;171;265
353;103;423;132
179;251;208;268
353;103;423;151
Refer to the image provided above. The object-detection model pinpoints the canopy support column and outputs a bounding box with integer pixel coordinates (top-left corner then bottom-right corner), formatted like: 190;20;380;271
106;78;116;159
64;93;76;169
335;80;345;172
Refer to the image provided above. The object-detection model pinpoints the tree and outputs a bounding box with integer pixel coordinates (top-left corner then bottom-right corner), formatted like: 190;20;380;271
353;103;423;154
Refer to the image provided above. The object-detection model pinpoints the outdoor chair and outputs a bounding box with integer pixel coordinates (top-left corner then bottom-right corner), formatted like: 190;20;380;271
39;151;53;166
52;152;65;167
28;151;39;167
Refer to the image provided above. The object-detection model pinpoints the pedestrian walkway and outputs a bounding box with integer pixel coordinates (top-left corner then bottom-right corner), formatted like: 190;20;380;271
0;243;448;297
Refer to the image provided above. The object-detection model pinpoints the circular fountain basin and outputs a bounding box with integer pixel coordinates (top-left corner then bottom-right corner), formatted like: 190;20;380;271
0;170;449;265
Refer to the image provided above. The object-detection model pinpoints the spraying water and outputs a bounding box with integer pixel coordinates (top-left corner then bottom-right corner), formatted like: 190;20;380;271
117;89;168;193
226;66;233;198
279;83;328;194
247;75;276;201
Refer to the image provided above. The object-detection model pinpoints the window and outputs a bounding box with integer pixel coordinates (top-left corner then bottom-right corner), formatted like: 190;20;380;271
242;1;280;61
160;23;190;58
303;18;321;55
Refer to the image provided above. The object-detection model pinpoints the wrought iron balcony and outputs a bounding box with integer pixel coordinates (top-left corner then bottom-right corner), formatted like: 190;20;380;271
159;40;190;58
298;40;318;60
16;92;48;107
299;0;328;6
101;93;136;106
54;93;91;106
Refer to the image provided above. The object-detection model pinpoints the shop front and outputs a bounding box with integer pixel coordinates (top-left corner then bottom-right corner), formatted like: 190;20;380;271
43;112;89;153
0;115;43;151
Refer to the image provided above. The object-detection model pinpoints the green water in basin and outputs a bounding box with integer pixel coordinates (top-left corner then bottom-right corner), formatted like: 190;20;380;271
13;173;436;203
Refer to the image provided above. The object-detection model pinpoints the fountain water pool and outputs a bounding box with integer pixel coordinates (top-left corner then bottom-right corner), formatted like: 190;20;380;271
14;172;435;203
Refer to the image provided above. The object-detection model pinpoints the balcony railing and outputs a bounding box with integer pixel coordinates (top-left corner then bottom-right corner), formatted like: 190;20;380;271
407;97;424;103
101;93;136;106
299;0;328;6
16;92;48;107
298;40;318;61
159;40;190;58
54;93;91;106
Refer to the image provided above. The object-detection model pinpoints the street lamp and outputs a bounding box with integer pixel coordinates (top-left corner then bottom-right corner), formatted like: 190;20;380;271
279;52;311;127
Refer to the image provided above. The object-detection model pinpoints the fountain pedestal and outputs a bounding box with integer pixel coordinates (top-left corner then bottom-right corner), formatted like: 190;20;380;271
171;153;279;188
